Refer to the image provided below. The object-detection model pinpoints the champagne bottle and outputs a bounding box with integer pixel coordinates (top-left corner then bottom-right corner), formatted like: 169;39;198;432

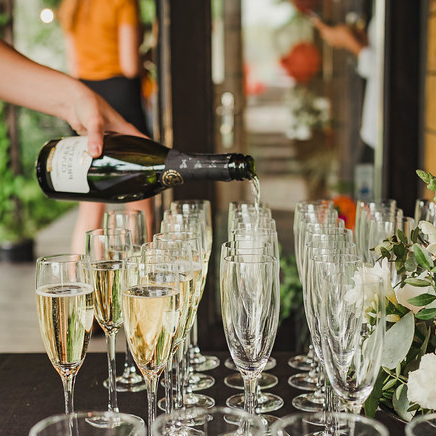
36;134;255;203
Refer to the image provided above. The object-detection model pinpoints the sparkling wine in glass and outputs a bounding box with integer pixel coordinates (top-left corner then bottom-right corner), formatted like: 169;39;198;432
103;210;147;392
123;257;181;436
35;254;94;414
85;228;133;413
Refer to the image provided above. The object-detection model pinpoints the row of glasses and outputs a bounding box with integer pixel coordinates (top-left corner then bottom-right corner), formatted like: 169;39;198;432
226;202;284;414
288;200;334;375
220;200;281;430
151;231;209;410
292;224;354;414
288;203;339;403
157;207;216;409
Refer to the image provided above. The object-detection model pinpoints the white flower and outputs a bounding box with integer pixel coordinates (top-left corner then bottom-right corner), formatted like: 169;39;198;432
371;258;397;305
407;353;436;410
419;221;436;254
395;279;429;314
345;266;384;317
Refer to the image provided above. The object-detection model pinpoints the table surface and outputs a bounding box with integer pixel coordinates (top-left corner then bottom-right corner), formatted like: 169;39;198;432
0;351;405;436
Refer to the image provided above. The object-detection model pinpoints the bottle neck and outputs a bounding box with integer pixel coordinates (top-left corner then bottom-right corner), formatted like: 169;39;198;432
160;150;255;187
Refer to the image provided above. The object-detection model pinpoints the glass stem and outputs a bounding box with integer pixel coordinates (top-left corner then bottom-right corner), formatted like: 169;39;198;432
61;373;76;414
146;373;159;436
122;339;137;378
175;344;185;409
243;375;258;415
106;331;119;412
164;354;174;413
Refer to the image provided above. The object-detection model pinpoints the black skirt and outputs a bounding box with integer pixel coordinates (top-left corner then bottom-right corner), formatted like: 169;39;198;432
81;76;151;137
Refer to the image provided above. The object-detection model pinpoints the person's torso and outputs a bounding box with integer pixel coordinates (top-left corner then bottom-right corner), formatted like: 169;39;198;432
73;0;138;80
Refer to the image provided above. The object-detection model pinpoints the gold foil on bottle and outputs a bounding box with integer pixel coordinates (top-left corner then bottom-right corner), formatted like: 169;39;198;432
162;170;184;186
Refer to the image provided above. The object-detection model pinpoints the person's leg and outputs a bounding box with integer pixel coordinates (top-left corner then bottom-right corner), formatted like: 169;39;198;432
126;198;154;241
71;202;106;253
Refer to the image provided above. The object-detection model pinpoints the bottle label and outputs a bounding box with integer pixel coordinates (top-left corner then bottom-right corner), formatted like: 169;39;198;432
49;137;92;193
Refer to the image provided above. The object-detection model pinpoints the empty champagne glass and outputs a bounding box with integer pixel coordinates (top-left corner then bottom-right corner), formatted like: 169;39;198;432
220;254;280;427
123;257;181;436
270;412;389;436
406;413;436;436
318;256;386;414
85;228;133;413
152;406;265;436
29;412;146;436
103;210;147;392
36;254;94;414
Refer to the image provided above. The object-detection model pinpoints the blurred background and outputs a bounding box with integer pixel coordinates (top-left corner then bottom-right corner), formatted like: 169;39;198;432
0;0;431;352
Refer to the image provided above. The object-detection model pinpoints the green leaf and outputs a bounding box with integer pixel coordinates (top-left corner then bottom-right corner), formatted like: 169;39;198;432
397;229;408;245
415;308;436;320
412;244;434;270
382;312;415;369
395;383;404;401
404;254;418;272
404;278;431;287
407;293;436;306
393;384;415;422
417;169;433;184
364;370;384;418
382;378;398;391
393;243;407;259
380;247;390;258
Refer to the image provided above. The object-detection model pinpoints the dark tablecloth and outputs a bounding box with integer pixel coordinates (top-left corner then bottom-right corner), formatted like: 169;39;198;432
0;352;405;435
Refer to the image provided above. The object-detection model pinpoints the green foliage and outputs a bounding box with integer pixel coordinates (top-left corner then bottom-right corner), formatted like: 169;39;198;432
365;226;436;421
0;103;75;243
279;248;303;323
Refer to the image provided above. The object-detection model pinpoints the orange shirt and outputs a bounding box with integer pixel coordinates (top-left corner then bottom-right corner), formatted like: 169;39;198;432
67;0;139;80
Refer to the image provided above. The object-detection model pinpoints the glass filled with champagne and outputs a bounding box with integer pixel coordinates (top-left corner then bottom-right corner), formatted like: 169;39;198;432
123;256;181;436
85;228;133;413
35;254;94;414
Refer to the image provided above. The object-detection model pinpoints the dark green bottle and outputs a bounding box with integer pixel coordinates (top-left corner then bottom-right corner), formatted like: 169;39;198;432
36;133;255;203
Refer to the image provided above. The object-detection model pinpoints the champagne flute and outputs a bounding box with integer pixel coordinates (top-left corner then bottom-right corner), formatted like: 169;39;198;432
123;257;181;436
142;243;194;413
152;406;265;436
29;411;146;436
220;254;280;427
318;256;386;414
220;241;280;399
270;412;389;436
406;413;436;436
103;210;147;392
85;228;133;413
35;254;94;414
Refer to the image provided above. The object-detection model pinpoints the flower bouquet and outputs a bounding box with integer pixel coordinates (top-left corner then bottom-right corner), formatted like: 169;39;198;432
364;170;436;421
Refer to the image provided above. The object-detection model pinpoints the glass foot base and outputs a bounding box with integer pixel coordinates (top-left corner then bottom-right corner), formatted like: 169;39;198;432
288;354;312;371
226;392;284;414
291;392;324;412
288;373;317;391
192;355;220;372
189;372;215;391
103;373;146;393
184;393;215;409
224;372;278;390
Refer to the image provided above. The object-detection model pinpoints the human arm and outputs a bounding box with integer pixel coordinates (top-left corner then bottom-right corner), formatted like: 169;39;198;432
311;16;366;57
63;32;79;78
0;40;143;157
118;0;141;78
